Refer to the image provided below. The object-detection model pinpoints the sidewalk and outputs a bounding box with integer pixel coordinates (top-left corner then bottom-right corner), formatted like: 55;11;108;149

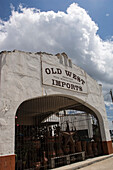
51;154;113;170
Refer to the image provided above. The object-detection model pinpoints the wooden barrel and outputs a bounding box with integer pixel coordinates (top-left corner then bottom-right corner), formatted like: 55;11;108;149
55;137;63;156
81;141;87;156
63;145;70;155
47;137;56;158
81;141;87;152
92;142;98;156
70;143;75;153
97;141;103;155
75;141;82;152
87;142;94;157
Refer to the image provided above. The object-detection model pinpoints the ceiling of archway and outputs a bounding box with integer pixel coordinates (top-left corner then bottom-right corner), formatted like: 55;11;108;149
17;96;77;116
16;95;95;120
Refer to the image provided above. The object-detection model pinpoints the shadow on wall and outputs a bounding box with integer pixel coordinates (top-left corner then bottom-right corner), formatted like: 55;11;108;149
0;52;7;88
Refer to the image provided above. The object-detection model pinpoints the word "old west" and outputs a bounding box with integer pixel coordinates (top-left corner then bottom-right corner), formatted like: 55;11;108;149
45;67;85;85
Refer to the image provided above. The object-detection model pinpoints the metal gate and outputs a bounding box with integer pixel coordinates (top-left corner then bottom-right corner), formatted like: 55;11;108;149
15;96;103;170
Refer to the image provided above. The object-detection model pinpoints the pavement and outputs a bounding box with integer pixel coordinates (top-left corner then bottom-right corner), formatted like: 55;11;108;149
51;154;113;170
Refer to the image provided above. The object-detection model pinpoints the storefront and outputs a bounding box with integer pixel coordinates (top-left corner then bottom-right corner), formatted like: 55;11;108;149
0;50;112;169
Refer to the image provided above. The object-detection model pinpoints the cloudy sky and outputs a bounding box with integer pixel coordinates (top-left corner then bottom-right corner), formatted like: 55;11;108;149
0;0;113;129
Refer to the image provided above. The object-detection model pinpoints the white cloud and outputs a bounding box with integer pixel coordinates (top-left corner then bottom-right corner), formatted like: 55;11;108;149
108;120;113;130
105;101;112;107
0;3;113;102
106;13;110;17
106;103;113;111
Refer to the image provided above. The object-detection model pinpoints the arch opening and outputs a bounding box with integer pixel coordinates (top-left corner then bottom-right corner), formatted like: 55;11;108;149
15;95;103;170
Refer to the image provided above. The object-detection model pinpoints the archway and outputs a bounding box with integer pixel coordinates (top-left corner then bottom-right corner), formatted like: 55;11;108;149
15;95;102;169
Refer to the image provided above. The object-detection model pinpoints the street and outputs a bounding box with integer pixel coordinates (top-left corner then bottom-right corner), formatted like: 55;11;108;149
79;156;113;170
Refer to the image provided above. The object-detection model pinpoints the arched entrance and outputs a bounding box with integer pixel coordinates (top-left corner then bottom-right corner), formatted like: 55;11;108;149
15;95;102;170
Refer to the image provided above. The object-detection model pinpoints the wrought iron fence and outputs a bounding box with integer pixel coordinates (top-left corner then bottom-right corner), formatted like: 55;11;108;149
15;109;103;170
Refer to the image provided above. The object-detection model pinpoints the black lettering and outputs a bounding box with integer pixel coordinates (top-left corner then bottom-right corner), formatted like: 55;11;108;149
45;68;51;74
73;73;77;80
75;85;79;90
56;68;62;74
56;80;61;86
52;79;84;92
77;76;81;82
79;86;83;91
52;79;55;85
62;82;66;87
66;83;71;88
65;70;72;77
51;68;57;74
81;79;85;85
71;84;75;90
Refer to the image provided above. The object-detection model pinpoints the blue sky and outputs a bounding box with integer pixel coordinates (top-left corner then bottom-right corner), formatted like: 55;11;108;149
0;0;113;129
1;0;113;40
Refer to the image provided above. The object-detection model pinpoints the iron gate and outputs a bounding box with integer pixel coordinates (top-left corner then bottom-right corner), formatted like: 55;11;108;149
15;97;103;170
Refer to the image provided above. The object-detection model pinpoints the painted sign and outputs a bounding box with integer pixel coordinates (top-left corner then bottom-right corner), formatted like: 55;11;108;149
42;62;87;93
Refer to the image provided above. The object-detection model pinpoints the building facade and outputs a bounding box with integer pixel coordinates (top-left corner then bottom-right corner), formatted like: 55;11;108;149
0;50;112;169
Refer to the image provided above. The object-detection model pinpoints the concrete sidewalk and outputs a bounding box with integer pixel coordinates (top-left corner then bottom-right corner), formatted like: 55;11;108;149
51;154;113;170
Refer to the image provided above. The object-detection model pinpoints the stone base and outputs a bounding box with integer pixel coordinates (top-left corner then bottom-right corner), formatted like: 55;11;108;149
0;154;15;170
102;141;113;155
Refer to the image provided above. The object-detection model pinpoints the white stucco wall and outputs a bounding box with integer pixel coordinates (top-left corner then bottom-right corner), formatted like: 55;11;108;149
0;50;111;156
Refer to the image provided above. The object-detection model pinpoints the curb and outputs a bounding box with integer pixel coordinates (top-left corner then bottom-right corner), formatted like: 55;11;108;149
51;154;113;170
